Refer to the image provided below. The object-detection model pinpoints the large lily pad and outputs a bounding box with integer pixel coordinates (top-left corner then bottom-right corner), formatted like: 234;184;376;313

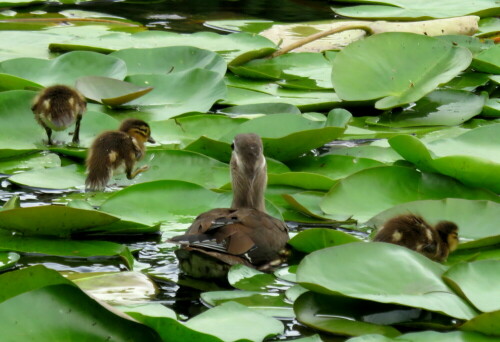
346;330;498;341
332;0;500;19
110;46;227;76
0;152;60;174
461;310;500;336
443;260;500;312
0;232;134;269
331;32;472;109
288;228;361;253
389;123;500;193
320;165;499;222
0;266;161;342
0;51;127;86
366;198;500;250
366;90;487;127
471;45;500;74
185;301;284;342
297;242;477;319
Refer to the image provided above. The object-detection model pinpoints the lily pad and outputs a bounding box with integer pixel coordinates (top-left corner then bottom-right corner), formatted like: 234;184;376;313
75;76;153;106
0;152;60;174
0;266;161;342
366;90;487;127
320;165;499;222
346;330;498;341
389;124;500;193
461;310;500;336
0;251;19;272
110;46;227;76
288;228;362;254
471;45;500;74
332;1;500;19
443;260;500;312
0;232;134;269
295;291;402;337
218;102;301;116
297;242;477;319
331;32;472;109
228;264;290;291
0;51;127;86
185;301;284;342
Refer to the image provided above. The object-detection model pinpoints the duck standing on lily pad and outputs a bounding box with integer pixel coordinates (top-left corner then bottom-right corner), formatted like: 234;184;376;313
31;85;87;146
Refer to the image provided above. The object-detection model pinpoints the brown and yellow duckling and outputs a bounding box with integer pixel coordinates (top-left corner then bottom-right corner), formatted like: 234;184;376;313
169;133;290;278
31;85;87;145
373;214;459;262
85;118;155;192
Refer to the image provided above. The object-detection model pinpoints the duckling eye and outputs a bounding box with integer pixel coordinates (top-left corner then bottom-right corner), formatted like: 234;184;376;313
231;142;235;150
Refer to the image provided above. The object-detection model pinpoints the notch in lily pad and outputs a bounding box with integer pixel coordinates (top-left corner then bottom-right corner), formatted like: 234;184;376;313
76;76;153;106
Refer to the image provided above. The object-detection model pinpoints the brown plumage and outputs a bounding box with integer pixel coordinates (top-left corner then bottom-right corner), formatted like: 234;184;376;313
85;118;155;191
169;133;289;278
373;214;459;262
31;85;86;145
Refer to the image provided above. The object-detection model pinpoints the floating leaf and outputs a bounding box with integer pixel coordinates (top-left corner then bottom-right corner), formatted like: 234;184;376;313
320;166;499;222
228;264;289;291
288;228;361;253
295;291;402;337
0;51;127;86
0;152;60;174
461;310;500;336
331;33;472;109
443;260;500;312
471;45;500;74
346;330;498;341
0;251;19;272
297;242;477;319
110;46;227;76
218;102;301;116
389;124;500;193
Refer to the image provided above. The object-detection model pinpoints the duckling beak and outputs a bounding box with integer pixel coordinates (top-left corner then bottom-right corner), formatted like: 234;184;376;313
147;136;156;144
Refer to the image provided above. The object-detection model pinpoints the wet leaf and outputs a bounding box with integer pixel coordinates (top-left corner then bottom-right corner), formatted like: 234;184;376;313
288;228;361;253
0;251;19;272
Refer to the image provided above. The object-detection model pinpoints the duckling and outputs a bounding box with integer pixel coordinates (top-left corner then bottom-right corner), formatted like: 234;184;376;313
169;133;290;278
31;85;86;145
373;214;459;262
85;118;155;192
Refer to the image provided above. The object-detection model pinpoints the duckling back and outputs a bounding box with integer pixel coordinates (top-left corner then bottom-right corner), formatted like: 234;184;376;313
85;131;141;191
32;85;86;131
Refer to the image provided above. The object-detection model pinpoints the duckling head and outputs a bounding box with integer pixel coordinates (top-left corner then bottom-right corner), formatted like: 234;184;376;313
230;133;267;212
435;221;459;252
119;118;155;145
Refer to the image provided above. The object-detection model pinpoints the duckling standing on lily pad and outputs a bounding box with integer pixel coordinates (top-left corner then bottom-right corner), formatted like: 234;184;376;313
31;85;87;145
169;133;290;278
85;118;155;192
373;214;459;262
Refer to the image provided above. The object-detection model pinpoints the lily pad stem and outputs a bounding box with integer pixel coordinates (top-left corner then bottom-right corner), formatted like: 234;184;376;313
270;24;373;58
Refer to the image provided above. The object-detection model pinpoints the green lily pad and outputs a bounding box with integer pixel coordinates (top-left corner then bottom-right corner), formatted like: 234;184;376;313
185;301;284;342
461;310;500;336
328;145;402;164
389;124;500;193
287;154;385;180
471;45;500;74
0;72;43;91
332;0;500;19
443;260;500;312
366;90;487;127
282;191;341;222
268;172;336;191
483;98;500;117
366;198;500;249
0;232;134;269
295;291;402;337
99;180;229;226
8;164;86;189
0;152;60;174
228;264;289;291
200;290;294;318
0;251;19;272
476;17;500;37
444;73;492;91
331;32;472;109
0;51;127;86
288;228;362;254
0;266;161;342
110;46;227;76
72;271;158;305
229;52;333;90
297;242;477;319
320;165;499;223
75;76;153;106
218;102;301;116
346;330;498;341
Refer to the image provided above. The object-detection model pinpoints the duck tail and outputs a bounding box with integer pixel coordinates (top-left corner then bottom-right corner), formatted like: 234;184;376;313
85;153;111;192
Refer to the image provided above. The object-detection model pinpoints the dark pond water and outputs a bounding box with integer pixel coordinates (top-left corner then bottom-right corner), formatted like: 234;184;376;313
3;1;360;340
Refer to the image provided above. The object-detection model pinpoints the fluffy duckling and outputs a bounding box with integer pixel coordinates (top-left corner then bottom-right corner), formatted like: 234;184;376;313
169;133;289;278
31;85;86;145
85;118;155;191
373;214;459;262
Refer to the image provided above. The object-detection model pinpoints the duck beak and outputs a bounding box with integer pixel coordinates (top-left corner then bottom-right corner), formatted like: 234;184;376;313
147;136;156;144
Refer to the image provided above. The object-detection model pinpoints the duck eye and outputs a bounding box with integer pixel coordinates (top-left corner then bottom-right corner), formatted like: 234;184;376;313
231;142;235;150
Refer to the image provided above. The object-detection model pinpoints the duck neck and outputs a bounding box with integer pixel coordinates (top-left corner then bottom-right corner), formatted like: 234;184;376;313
231;155;267;212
